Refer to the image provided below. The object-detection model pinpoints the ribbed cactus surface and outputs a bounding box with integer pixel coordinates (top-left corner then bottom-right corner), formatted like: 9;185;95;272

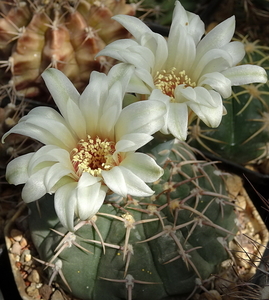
28;140;237;300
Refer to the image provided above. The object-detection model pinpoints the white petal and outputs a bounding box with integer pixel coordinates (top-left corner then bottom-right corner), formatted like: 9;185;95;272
172;1;205;44
97;39;138;61
65;97;86;139
188;90;223;127
117;166;155;197
166;102;188;140
112;15;152;42
193;48;233;81
116;45;155;70
128;72;152;94
27;146;70;175
149;89;170;134
221;41;245;66
99;42;154;71
102;166;128;196
127;68;155;94
21;167;50;203
115;100;166;139
99;81;123;138
221;65;267;85
195;16;235;63
120;152;163;182
198;72;232;98
76;181;107;221
77;171;102;187
140;32;168;73
44;163;74;191
185;12;205;45
167;26;196;73
107;63;135;96
55;182;78;231
79;72;109;136
41;68;80;117
115;133;153;153
2;112;77;150
102;166;155;197
180;86;217;107
6;153;34;185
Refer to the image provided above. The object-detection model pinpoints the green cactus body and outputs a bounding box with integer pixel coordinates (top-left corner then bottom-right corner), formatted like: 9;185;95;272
0;0;135;99
188;37;269;166
28;141;236;300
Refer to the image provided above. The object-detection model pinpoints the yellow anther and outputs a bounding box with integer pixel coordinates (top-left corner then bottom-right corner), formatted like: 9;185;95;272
154;67;196;100
70;135;116;176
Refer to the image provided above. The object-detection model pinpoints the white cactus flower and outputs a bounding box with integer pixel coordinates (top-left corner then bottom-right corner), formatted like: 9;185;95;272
2;66;166;230
98;0;267;140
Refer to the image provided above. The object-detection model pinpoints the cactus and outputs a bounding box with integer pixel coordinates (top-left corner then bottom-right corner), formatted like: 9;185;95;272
27;140;237;300
187;36;269;168
0;0;136;99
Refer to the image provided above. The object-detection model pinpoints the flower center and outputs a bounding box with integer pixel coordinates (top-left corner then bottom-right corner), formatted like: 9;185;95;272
71;136;115;177
154;67;196;99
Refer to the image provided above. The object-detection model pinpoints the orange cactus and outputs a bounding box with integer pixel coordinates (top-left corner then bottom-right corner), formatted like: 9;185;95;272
0;0;136;100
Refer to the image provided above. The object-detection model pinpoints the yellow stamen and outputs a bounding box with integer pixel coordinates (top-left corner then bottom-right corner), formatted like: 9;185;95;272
154;67;196;100
71;136;116;177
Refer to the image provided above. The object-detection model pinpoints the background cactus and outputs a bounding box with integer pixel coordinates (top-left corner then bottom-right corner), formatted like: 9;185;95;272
0;0;136;100
27;140;237;300
187;36;269;170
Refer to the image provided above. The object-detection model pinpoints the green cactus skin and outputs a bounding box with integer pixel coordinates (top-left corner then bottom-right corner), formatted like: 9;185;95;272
27;140;237;300
188;37;269;166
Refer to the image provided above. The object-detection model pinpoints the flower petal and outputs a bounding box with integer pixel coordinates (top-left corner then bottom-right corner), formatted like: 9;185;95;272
166;102;188;140
76;174;107;220
44;163;74;191
102;166;127;196
117;166;155;196
140;32;168;73
221;41;245;66
79;72;109;136
198;72;232;98
102;166;155;197
99;81;124;138
120;152;163;182
41;68;80;117
55;182;78;231
27;146;71;175
221;65;268;85
6;153;34;185
65;97;86;140
2;107;77;150
21;167;50;203
193;48;233;81
107;63;135;97
112;14;152;42
98;40;154;71
115;133;153;153
115;100;166;139
167;25;196;73
171;1;204;45
188;90;223;127
195;16;235;62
